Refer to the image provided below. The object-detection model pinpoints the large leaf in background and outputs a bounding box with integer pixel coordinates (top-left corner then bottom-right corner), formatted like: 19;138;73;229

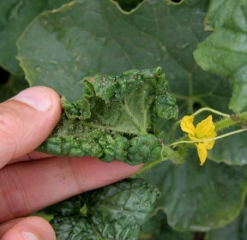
16;0;247;231
204;0;246;30
194;2;247;112
0;0;71;75
0;75;28;102
208;128;247;165
51;178;160;240
140;153;247;231
17;0;213;101
205;199;247;240
139;210;194;240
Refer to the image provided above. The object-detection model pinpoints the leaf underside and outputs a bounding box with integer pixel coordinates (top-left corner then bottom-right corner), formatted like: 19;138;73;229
38;67;178;165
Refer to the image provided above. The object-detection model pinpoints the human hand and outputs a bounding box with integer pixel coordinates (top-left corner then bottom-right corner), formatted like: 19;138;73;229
0;87;142;240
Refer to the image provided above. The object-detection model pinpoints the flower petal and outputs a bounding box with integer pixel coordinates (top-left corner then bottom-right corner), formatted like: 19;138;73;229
204;140;215;150
196;143;208;165
195;115;215;137
181;116;195;135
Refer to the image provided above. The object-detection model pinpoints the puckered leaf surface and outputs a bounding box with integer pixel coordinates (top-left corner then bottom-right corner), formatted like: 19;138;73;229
0;0;71;75
16;0;247;233
38;67;179;165
51;178;160;240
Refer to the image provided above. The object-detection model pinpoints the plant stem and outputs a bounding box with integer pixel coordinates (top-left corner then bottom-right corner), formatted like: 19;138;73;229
130;157;168;178
170;128;247;146
131;145;184;178
215;112;247;131
169;107;231;143
133;110;247;177
192;107;230;118
169;119;181;144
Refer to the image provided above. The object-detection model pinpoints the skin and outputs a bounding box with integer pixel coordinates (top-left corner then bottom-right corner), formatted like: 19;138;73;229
0;87;142;240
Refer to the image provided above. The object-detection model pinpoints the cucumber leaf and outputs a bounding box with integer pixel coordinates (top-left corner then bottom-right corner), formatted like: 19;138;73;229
38;67;181;165
16;0;247;233
140;152;247;231
0;0;71;75
139;210;194;240
208;128;247;165
17;0;211;101
204;0;246;30
205;198;247;240
194;2;247;112
51;178;160;240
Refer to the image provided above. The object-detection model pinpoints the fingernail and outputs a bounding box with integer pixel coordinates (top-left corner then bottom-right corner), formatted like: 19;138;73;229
22;231;38;240
12;87;52;112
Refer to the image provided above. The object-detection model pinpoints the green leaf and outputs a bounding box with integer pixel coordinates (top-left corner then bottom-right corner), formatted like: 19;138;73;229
51;178;160;240
17;0;211;101
205;0;246;30
0;74;28;102
38;68;180;165
139;210;194;240
0;0;71;75
140;152;247;231
208;128;247;165
17;0;247;232
205;198;247;240
194;3;247;112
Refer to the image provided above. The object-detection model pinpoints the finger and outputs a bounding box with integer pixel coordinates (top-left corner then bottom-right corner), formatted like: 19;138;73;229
10;152;53;164
0;87;61;168
0;156;142;222
1;216;55;240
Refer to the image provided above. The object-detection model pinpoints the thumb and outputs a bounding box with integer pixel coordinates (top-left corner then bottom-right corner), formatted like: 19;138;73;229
1;216;56;240
0;87;61;168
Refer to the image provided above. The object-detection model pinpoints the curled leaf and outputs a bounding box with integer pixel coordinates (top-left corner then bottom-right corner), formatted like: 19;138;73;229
38;67;179;165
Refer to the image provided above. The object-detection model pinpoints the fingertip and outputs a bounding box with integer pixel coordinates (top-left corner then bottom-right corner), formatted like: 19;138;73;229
12;86;61;114
1;216;56;240
0;87;62;166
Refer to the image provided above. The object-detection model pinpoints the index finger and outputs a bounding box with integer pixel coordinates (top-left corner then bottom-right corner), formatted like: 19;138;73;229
10;152;53;164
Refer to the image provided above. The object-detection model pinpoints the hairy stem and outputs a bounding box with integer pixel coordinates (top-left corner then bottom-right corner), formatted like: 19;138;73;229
131;145;184;177
215;111;247;131
192;107;230;118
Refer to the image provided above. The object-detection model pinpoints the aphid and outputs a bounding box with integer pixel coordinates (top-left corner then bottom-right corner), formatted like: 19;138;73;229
230;114;239;121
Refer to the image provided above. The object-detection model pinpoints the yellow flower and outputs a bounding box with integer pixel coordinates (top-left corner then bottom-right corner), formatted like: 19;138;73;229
180;115;217;165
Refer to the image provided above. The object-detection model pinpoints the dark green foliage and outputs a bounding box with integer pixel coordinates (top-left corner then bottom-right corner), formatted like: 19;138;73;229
2;0;247;237
194;0;247;112
51;178;160;240
0;0;71;75
38;67;178;165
